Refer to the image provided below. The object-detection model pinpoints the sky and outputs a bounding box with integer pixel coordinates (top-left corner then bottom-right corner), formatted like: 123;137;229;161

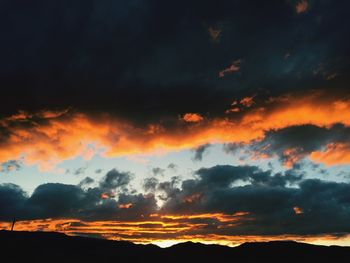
1;0;350;247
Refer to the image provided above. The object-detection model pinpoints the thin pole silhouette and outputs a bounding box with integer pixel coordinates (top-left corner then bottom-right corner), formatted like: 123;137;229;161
11;217;16;231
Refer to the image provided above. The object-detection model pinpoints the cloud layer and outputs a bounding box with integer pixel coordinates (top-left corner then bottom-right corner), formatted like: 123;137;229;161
1;165;350;244
0;91;350;169
0;0;349;123
0;0;350;170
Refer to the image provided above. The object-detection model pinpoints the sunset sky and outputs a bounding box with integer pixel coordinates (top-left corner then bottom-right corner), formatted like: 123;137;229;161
1;0;350;247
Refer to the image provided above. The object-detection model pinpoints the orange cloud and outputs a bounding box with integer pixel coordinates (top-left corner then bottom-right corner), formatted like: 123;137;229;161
293;207;303;215
225;107;240;114
219;59;241;78
182;113;204;123
154;212;248;223
310;143;350;166
0;91;350;169
225;100;240;113
296;0;308;14
282;148;305;168
2;218;349;247
118;203;133;209
240;96;254;107
0;212;249;243
101;193;110;199
226;98;256;113
0;112;111;171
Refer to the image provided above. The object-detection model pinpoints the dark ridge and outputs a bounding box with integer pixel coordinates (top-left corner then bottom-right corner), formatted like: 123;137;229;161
0;230;349;262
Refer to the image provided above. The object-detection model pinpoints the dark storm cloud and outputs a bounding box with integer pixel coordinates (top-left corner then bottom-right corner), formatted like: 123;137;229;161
157;176;181;201
0;168;156;221
27;183;87;219
192;144;211;162
159;165;303;215
224;124;350;166
99;169;132;192
160;165;350;236
0;0;349;123
0;165;350;237
0;183;28;220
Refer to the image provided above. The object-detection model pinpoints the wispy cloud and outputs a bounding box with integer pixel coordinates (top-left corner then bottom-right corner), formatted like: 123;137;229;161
219;59;242;78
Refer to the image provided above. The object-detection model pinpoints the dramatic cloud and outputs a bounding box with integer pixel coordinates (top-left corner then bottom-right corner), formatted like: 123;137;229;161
0;91;349;169
99;169;132;195
0;0;350;248
310;143;350;166
0;183;28;220
1;165;350;244
0;0;349;171
0;0;348;125
160;165;350;236
0;169;156;222
225;123;350;167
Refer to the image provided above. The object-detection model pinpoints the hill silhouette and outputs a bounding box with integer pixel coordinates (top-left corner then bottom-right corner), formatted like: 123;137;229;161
0;230;349;262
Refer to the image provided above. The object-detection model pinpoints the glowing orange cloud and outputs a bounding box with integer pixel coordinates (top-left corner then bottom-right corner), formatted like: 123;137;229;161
182;113;204;123
0;212;250;243
282;148;305;168
225;107;240;114
152;212;249;223
310;143;350;166
293;207;303;215
2;217;349;247
0;91;350;169
226;96;254;113
118;203;133;209
240;96;254;107
225;100;240;113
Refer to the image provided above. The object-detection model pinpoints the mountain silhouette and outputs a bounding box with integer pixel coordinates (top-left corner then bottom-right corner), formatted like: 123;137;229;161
1;230;349;262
